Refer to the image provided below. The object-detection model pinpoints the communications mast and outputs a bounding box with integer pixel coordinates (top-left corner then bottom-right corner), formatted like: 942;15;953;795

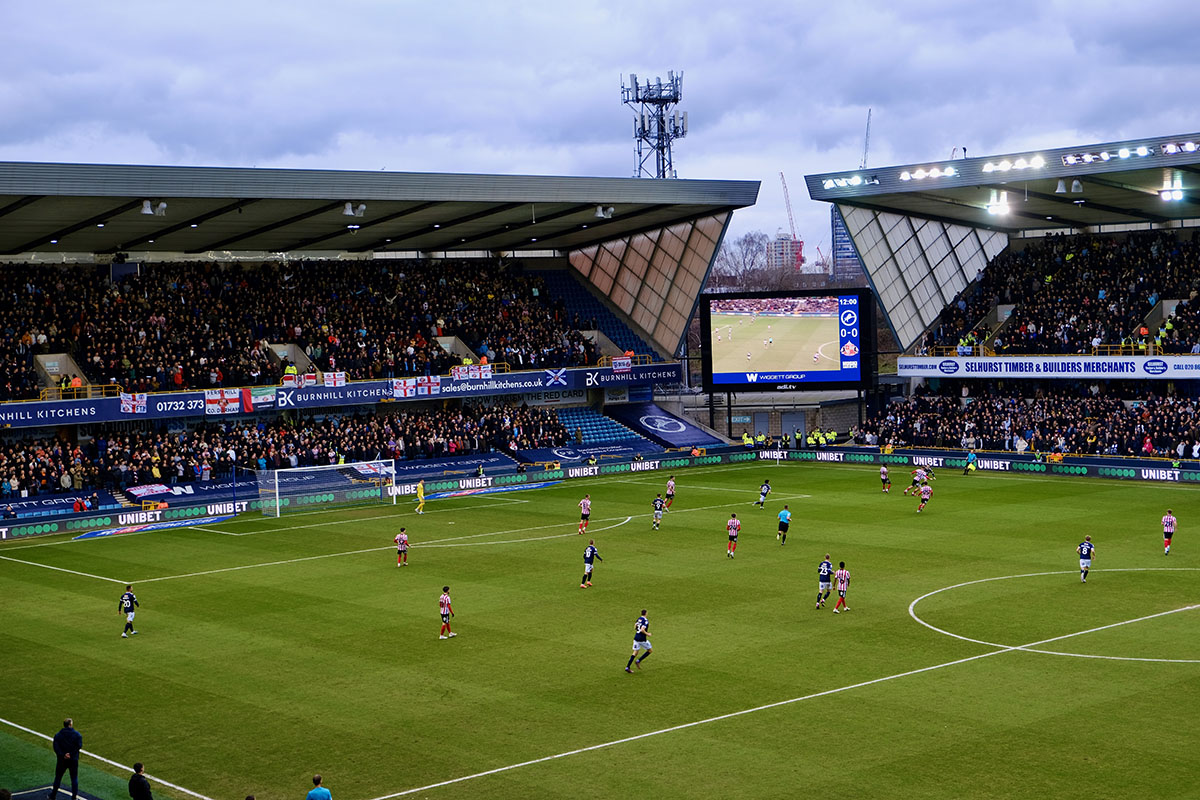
622;71;688;178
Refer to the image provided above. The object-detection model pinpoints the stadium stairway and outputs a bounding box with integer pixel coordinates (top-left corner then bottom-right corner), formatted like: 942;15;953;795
537;271;663;360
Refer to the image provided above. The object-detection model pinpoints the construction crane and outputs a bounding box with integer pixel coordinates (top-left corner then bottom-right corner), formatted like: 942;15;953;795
778;172;805;270
860;108;872;169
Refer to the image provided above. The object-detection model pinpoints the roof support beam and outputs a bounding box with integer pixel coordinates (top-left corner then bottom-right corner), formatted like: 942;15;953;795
0;195;44;221
994;180;1170;223
352;202;525;252
277;202;440;251
103;199;261;252
440;203;596;250
2;199;144;255
191;201;344;252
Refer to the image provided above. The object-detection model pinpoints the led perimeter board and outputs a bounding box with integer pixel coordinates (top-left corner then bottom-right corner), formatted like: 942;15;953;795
699;288;875;392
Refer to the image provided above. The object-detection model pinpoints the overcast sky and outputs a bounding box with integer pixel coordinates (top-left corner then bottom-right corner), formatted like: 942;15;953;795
4;0;1200;253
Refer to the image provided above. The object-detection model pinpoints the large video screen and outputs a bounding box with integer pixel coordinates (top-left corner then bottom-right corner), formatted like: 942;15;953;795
699;289;874;392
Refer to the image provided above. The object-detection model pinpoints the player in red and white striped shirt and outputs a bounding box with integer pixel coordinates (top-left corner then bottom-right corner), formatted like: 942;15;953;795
832;563;851;613
726;513;741;558
439;586;456;639
917;483;933;513
665;477;676;510
394;527;409;567
1162;509;1177;555
578;495;592;534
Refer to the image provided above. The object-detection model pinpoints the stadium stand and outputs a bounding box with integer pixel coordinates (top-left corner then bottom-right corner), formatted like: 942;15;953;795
859;385;1199;457
0;259;622;400
538;270;662;359
0;402;572;508
923;230;1200;355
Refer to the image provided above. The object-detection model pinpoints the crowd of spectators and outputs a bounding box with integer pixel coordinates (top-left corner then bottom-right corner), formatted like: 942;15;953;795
0;259;599;401
711;297;838;315
0;402;571;501
927;230;1200;354
857;383;1200;458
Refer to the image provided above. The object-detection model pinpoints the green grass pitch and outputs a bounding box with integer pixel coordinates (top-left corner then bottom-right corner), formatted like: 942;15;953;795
709;313;839;374
2;462;1198;800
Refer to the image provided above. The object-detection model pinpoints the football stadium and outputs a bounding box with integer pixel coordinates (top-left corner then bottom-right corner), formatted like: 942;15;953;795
3;130;1200;800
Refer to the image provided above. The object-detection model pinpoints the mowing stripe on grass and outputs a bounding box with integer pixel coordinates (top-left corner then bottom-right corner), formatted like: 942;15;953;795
136;515;641;583
364;604;1197;799
0;554;127;584
0;716;213;800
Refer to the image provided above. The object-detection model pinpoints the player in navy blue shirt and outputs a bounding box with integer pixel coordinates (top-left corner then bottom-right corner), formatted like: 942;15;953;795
816;554;834;609
652;494;665;530
1077;535;1095;583
119;585;139;638
754;479;771;508
625;610;652;672
777;504;792;545
581;540;603;588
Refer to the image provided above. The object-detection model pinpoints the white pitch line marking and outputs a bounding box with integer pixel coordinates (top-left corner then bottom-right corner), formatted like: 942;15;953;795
0;715;214;800
364;604;1196;800
909;567;1200;663
137;516;644;583
0;464;768;552
0;553;127;584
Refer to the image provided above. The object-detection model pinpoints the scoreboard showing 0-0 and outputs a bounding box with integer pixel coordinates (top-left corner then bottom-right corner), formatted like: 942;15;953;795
699;288;875;392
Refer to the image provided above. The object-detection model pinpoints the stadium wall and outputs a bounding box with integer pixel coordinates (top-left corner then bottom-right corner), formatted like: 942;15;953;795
836;204;1008;350
4;446;1195;541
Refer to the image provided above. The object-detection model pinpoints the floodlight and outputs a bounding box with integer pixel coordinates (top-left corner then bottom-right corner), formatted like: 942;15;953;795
1173;190;1184;201
1163;143;1179;154
834;178;848;187
1082;154;1094;164
943;166;957;177
1161;190;1173;201
1099;151;1111;161
848;175;863;186
1030;156;1045;168
1055;179;1067;194
1064;156;1078;165
998;160;1012;171
899;171;911;181
1014;158;1028;169
983;162;996;172
1118;148;1131;159
1071;179;1083;193
1136;145;1149;156
1185;142;1198;152
141;200;154;215
913;169;926;179
928;168;941;178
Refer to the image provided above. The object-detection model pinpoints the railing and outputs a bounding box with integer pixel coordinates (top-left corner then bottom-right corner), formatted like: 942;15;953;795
1091;344;1161;356
39;384;120;401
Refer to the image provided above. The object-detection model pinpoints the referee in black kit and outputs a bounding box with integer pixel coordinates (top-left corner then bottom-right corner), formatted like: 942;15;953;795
49;718;83;800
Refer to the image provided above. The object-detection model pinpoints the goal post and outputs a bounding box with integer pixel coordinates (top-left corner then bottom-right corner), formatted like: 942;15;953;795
256;460;397;517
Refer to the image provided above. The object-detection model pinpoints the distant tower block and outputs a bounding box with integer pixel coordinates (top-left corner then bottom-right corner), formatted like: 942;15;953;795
622;71;688;179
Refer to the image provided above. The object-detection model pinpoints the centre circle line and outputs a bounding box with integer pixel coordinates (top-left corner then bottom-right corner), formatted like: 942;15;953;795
908;567;1200;664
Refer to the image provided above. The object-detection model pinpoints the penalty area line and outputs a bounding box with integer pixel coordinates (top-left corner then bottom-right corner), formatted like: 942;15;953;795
0;716;214;800
0;553;127;584
364;605;1196;799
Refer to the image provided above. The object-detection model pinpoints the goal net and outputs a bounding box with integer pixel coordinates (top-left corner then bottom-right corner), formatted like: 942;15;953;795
257;460;397;517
